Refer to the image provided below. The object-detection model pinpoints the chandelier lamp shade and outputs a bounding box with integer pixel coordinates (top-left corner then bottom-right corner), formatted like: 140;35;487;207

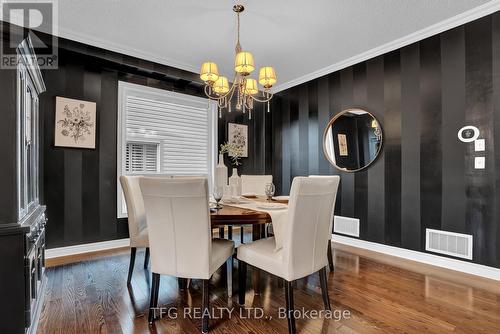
199;4;276;119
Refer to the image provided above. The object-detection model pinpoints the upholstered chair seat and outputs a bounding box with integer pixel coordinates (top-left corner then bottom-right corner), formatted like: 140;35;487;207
131;228;149;248
210;239;235;275
237;237;284;278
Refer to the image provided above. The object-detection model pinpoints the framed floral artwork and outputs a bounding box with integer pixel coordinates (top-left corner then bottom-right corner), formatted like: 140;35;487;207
54;97;96;149
228;123;248;157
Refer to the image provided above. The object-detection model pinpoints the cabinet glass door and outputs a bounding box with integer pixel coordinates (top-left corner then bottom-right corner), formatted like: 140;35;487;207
17;64;39;220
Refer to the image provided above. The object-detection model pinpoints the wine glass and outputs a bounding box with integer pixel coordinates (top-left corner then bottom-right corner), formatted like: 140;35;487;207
265;182;275;202
213;186;223;209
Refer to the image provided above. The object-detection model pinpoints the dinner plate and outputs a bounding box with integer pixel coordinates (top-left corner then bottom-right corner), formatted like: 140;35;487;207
242;193;258;198
223;197;251;204
256;203;287;210
272;195;289;201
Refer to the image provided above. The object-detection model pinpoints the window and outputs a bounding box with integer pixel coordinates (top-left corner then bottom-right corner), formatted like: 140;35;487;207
117;82;217;218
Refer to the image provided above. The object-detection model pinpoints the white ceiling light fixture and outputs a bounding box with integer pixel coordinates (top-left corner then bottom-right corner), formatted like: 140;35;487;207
199;4;276;120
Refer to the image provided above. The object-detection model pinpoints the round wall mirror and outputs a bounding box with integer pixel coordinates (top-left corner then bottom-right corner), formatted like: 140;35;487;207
323;109;383;172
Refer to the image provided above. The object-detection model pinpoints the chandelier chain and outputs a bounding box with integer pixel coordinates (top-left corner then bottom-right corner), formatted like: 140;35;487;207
235;11;241;53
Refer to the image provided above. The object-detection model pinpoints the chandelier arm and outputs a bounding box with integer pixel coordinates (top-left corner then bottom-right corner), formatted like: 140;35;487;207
248;92;274;103
204;85;224;101
204;72;240;101
204;82;234;101
226;80;239;104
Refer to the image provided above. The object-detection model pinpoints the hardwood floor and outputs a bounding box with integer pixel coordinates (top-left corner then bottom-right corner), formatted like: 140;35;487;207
38;244;500;333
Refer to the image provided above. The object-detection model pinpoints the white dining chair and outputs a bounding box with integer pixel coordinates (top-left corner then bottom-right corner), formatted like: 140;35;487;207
309;175;340;271
240;174;273;242
140;177;235;332
119;175;150;285
237;176;340;334
241;174;273;195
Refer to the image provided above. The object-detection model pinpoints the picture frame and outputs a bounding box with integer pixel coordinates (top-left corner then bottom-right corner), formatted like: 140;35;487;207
228;123;248;157
54;96;97;149
338;133;348;156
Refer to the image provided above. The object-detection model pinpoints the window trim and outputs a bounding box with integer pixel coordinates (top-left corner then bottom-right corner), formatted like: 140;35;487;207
117;81;217;218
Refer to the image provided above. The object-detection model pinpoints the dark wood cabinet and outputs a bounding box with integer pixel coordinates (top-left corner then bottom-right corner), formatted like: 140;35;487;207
0;36;47;334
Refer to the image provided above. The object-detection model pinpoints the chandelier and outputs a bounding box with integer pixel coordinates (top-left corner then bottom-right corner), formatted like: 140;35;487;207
199;4;276;119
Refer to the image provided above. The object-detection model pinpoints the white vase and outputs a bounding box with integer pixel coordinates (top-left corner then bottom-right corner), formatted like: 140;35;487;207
229;167;241;196
215;154;228;191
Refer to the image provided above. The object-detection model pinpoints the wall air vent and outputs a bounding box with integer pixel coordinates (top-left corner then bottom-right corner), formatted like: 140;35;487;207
425;229;473;260
333;216;360;237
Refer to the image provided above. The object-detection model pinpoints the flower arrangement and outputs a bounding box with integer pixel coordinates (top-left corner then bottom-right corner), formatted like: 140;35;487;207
57;104;94;143
220;142;244;166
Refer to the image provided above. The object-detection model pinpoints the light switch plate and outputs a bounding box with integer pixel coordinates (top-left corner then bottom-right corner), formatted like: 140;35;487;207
475;157;485;169
475;139;485;152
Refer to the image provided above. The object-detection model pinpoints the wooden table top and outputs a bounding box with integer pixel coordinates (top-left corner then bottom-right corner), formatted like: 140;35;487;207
210;205;271;226
210;196;287;226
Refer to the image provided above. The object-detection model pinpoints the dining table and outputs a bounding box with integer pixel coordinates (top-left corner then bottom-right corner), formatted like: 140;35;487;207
210;195;288;239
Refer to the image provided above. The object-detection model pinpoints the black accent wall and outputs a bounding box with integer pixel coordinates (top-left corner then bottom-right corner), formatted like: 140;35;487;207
32;35;268;248
272;13;500;269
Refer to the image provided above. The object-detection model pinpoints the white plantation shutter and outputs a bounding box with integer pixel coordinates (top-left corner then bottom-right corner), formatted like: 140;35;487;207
125;96;209;175
125;142;159;173
117;82;217;218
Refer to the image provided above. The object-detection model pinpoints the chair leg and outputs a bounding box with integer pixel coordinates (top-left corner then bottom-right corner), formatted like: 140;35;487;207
284;280;297;334
227;256;233;297
240;226;244;244
219;227;225;238
238;260;247;305
202;279;209;334
148;272;160;324
127;247;137;285
228;226;233;240
178;278;188;291
144;247;150;269
319;266;331;310
327;240;334;271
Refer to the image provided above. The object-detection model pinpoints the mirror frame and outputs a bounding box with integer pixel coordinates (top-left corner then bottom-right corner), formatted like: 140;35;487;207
322;108;383;173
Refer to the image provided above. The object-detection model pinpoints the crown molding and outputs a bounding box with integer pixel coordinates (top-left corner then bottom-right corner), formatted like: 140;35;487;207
273;1;500;92
4;2;500;92
57;27;199;73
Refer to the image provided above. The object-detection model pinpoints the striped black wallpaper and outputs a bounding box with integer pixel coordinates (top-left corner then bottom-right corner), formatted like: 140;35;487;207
272;13;500;268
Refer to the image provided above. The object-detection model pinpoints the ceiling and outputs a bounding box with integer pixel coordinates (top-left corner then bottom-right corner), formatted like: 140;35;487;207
10;0;500;91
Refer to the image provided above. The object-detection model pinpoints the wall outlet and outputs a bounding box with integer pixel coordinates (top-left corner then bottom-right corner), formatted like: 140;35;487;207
474;157;485;169
475;139;485;152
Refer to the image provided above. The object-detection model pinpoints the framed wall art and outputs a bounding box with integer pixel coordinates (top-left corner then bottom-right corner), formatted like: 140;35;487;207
55;97;96;149
228;123;248;157
338;133;348;156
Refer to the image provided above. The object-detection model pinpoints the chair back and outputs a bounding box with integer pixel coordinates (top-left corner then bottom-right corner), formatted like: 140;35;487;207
119;176;147;240
283;176;340;280
309;175;339;230
139;177;212;279
241;175;273;195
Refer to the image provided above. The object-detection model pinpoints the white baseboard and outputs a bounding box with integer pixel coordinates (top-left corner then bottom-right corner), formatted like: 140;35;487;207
46;238;130;259
332;234;500;281
46;225;243;259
